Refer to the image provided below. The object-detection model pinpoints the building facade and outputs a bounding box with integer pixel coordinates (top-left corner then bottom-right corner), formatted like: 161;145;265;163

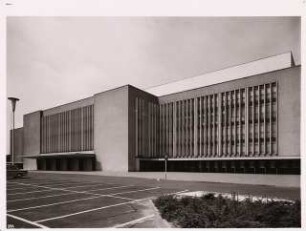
12;54;300;175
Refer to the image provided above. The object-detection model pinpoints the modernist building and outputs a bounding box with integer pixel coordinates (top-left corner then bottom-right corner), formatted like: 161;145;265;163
11;53;300;175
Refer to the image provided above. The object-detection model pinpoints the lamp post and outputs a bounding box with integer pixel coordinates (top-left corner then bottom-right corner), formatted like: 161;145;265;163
8;97;19;164
164;153;168;180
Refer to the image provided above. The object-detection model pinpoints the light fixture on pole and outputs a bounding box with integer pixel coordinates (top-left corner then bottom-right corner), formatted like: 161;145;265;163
8;97;19;164
164;153;168;180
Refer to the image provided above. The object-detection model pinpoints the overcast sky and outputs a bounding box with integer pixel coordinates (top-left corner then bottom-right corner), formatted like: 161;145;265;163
6;17;300;145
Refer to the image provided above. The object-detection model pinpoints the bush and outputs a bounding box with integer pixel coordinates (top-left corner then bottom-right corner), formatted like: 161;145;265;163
153;194;301;228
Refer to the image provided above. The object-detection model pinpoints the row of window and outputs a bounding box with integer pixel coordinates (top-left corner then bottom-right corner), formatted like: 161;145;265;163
41;105;94;153
136;82;278;158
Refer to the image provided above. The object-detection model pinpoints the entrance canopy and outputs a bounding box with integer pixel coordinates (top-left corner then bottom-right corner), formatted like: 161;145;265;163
23;151;95;159
24;151;96;171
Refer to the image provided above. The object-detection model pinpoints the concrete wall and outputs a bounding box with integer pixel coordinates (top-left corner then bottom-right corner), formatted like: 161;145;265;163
23;158;37;170
23;111;41;170
94;86;129;171
160;66;301;158
23;111;42;156
43;96;94;116
10;127;24;163
277;67;300;158
128;86;159;171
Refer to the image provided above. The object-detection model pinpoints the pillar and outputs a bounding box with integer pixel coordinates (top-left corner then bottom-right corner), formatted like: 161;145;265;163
50;159;57;171
41;159;46;170
71;158;79;171
83;158;93;171
60;158;68;171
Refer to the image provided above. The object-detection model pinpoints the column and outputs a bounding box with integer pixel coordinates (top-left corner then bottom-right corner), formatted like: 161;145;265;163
60;158;68;171
173;102;177;157
49;159;55;170
245;87;249;156
218;93;222;156
194;98;198;157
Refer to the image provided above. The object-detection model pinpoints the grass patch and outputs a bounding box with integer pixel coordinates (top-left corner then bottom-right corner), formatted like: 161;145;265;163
153;193;300;228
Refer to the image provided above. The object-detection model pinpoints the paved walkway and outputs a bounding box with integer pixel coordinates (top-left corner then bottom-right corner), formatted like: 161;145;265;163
32;170;300;188
28;171;300;200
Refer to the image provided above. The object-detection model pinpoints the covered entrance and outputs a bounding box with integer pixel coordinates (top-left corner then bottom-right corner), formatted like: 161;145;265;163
37;156;95;171
26;152;96;171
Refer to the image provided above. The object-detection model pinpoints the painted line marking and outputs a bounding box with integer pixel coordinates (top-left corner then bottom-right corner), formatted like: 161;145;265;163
8;188;60;196
6;182;117;197
9;182;97;189
85;185;133;192
6;186;36;192
111;187;160;195
7;185;134;203
103;187;161;196
7;213;49;229
8;181;95;188
9;180;116;186
8;195;105;212
7;187;37;191
8;192;78;203
8;187;160;213
8;181;73;186
38;182;113;187
61;183;117;189
108;189;190;202
171;189;189;195
35;197;151;223
7;182;113;192
106;195;135;201
113;214;155;228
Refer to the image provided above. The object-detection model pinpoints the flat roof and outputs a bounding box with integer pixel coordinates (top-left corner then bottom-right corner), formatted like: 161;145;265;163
146;52;294;97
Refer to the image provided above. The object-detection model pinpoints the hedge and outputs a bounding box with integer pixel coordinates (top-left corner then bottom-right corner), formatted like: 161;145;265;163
153;193;300;228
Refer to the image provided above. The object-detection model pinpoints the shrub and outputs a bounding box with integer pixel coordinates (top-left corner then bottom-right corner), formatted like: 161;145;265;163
153;194;301;228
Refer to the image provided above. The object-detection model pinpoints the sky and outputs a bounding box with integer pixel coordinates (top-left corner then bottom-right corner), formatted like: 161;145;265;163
6;17;300;153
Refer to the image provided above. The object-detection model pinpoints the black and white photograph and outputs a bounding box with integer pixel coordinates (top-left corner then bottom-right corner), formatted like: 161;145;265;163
3;3;303;229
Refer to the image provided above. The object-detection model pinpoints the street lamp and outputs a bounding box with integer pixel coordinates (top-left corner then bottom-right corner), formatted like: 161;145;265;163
164;153;168;180
8;97;19;164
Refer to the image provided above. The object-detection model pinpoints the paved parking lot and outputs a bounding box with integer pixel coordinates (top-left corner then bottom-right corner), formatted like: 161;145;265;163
7;177;182;228
7;172;300;228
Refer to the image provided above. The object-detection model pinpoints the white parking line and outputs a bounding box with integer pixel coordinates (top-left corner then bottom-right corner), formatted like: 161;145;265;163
7;182;113;192
8;188;59;196
8;181;69;185
28;183;87;188
39;182;112;187
106;195;135;201
7;185;134;203
62;183;116;189
6;182;112;197
8;192;78;203
7;183;116;195
8;187;160;212
108;187;161;197
11;182;96;188
8;181;98;188
7;213;49;229
171;189;189;195
8;195;105;212
7;187;37;191
34;197;151;223
7;182;60;188
86;185;133;192
113;214;155;228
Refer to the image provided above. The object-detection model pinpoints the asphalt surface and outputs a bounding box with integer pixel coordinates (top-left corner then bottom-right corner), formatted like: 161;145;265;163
6;172;300;228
